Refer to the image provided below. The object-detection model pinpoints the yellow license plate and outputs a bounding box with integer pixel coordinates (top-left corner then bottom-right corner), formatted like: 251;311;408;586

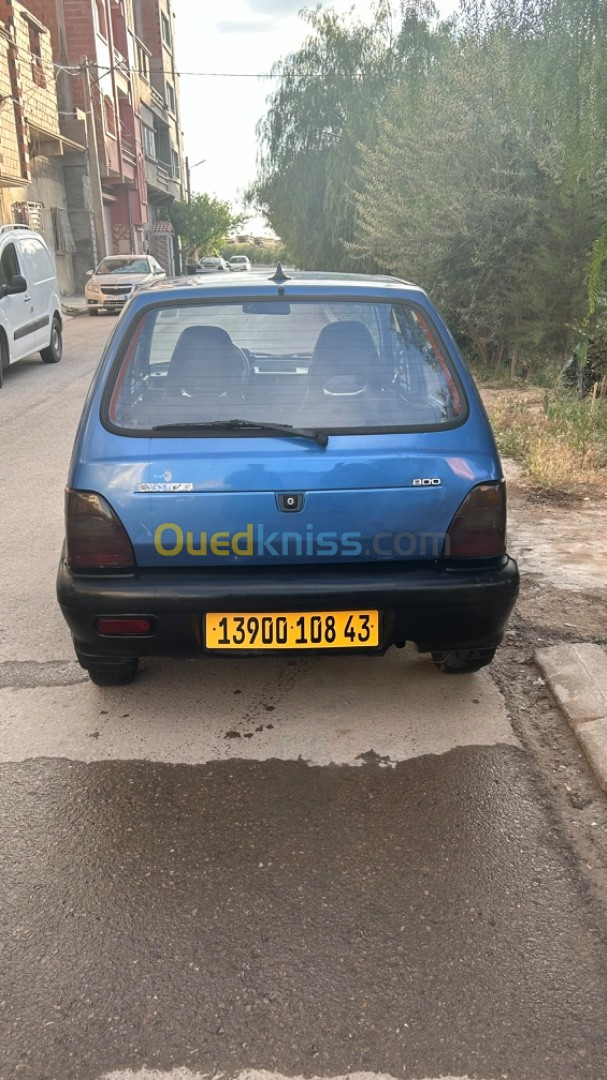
205;610;379;650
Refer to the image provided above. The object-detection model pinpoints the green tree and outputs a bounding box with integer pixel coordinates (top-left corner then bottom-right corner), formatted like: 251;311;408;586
170;195;241;261
250;4;443;270
354;31;587;372
252;0;607;377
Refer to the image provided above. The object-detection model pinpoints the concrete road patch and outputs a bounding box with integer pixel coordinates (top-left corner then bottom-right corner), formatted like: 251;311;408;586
0;650;518;767
536;643;607;790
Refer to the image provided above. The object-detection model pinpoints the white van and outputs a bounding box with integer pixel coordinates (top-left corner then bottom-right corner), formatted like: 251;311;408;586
0;224;62;388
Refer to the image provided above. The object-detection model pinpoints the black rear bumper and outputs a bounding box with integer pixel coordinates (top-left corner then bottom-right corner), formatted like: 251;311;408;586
57;556;519;661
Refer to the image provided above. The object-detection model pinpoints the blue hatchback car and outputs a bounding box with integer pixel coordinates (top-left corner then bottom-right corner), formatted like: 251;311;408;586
57;268;519;685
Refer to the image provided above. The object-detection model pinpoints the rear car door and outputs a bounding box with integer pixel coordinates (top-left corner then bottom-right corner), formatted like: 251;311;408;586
16;236;55;349
0;240;41;360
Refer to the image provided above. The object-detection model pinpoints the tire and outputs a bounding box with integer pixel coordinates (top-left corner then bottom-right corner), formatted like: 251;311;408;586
88;308;99;316
77;656;140;686
431;648;497;674
40;316;62;363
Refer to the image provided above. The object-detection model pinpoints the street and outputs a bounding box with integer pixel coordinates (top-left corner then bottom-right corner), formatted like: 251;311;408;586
2;316;607;1080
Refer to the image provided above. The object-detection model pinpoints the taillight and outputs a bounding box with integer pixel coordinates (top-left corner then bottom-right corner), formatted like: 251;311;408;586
445;481;506;558
65;490;135;570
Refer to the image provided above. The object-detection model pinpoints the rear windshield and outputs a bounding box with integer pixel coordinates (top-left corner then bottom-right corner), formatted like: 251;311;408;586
106;299;464;434
97;258;150;274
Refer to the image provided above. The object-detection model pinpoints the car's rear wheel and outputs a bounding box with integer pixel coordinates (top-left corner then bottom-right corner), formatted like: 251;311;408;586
77;655;139;686
41;316;62;363
431;648;496;674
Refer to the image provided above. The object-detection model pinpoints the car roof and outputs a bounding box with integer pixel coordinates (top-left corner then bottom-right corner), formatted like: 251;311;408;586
101;254;148;261
128;268;424;307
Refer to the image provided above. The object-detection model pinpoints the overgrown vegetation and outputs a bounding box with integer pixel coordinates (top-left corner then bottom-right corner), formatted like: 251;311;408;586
486;390;607;490
250;0;607;385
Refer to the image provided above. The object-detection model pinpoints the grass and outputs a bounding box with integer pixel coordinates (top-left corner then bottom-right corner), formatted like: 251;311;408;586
486;390;607;491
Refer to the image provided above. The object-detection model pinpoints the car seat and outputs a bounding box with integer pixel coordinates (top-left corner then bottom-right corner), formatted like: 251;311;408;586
165;325;247;403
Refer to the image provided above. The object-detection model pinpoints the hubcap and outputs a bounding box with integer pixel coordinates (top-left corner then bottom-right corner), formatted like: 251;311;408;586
52;327;61;356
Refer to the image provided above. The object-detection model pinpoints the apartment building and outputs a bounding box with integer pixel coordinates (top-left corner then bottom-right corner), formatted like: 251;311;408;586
27;0;185;275
132;0;184;272
0;0;87;293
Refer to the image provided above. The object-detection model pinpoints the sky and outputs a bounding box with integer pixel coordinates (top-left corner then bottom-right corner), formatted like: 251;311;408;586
172;1;456;233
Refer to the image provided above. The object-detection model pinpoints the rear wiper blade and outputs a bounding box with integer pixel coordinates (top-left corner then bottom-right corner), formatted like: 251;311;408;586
152;418;329;446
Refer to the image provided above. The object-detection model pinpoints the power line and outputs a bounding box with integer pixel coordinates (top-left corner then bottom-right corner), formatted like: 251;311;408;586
53;61;335;80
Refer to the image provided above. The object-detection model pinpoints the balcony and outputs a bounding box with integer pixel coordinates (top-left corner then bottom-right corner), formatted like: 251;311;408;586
113;48;131;95
145;157;181;201
150;85;165;110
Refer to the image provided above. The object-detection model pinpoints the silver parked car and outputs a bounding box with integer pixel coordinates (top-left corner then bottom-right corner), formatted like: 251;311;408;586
197;256;228;274
85;255;166;315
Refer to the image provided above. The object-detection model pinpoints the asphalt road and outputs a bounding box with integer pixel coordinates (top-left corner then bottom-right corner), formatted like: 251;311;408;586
1;316;607;1080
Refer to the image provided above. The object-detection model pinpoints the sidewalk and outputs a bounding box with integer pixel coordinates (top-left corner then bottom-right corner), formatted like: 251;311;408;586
61;294;87;317
536;644;607;793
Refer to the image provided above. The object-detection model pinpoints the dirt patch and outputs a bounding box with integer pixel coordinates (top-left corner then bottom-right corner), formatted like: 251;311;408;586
481;386;607;492
505;458;607;593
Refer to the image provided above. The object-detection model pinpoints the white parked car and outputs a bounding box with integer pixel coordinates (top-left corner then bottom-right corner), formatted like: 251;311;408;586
227;255;251;272
0;224;62;388
85;255;166;315
197;256;228;273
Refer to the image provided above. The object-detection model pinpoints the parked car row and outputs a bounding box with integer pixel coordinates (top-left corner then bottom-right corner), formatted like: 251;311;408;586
196;255;251;273
0;235;257;389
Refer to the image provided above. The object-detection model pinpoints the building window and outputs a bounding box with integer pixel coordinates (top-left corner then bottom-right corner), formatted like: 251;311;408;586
142;124;156;159
51;208;76;254
161;12;171;45
171;148;179;179
104;96;116;136
0;242;20;286
166;81;175;113
25;18;46;88
137;43;149;81
95;0;108;40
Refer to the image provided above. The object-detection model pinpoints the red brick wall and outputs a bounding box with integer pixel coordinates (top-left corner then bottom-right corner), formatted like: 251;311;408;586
24;0;96;110
138;0;162;56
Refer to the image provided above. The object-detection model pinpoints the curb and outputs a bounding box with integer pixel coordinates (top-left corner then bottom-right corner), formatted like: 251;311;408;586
535;643;607;792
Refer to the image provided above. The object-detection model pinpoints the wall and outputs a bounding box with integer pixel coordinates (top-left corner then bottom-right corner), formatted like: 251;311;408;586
63;152;98;286
12;1;60;137
0;29;23;183
29;156;75;293
6;0;98;288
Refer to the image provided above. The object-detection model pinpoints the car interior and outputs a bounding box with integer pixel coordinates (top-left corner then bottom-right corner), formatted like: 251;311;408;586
109;304;461;430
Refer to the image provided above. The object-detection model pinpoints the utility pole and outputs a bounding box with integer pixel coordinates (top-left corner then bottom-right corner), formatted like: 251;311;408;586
82;59;107;262
186;158;206;205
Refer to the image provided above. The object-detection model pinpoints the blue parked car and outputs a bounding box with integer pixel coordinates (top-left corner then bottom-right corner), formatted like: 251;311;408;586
57;267;519;685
